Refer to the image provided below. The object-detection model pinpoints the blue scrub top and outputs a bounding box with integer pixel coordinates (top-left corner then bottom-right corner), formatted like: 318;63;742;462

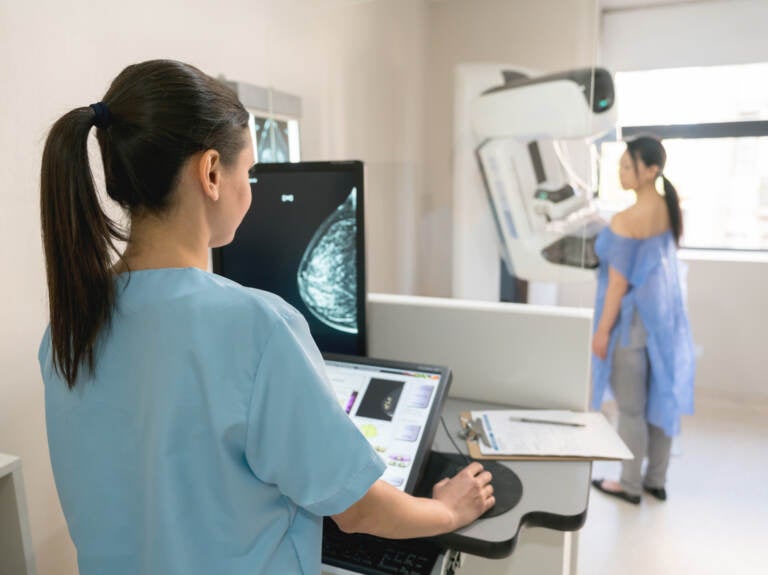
592;228;696;436
39;268;385;575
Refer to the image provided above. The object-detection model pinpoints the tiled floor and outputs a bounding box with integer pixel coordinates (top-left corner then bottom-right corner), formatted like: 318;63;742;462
578;391;768;574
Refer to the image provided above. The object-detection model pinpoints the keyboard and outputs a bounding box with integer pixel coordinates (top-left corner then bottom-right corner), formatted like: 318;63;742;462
322;518;441;575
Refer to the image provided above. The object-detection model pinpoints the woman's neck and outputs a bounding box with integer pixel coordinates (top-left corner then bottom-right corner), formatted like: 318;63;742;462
115;211;210;273
634;183;660;205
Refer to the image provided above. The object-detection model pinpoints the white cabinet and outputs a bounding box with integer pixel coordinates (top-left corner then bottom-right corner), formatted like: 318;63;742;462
0;454;36;575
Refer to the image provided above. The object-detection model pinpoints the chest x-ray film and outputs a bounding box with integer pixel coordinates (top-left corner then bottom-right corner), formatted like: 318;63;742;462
252;116;301;163
213;161;366;356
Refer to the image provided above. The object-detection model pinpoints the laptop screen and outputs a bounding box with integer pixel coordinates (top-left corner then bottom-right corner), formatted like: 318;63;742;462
323;354;451;494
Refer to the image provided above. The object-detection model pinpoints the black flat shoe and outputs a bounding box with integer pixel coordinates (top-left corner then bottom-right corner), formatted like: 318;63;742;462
643;484;667;501
591;479;641;505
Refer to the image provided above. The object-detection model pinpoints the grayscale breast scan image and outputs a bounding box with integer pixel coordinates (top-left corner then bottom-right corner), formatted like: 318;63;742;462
298;187;358;334
213;161;367;356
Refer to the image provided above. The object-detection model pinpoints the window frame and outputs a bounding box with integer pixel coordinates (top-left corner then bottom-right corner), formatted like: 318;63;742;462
600;121;768;253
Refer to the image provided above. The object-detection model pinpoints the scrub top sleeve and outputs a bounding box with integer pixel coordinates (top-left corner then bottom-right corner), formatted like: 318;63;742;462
244;309;385;517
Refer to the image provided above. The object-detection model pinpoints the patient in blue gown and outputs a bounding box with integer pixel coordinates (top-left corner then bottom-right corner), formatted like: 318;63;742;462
590;136;696;505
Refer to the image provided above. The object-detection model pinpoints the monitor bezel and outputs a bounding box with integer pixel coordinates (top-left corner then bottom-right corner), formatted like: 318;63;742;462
212;160;367;356
323;352;453;494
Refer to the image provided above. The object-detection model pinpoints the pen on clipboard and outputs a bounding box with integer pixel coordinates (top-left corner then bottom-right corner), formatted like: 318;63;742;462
508;417;585;428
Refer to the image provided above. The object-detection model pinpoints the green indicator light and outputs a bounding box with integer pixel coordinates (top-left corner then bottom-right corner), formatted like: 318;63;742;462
599;99;608;108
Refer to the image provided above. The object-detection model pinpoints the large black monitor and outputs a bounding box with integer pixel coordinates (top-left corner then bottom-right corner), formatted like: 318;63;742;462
213;161;367;356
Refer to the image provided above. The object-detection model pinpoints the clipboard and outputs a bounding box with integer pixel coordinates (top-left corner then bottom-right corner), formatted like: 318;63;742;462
459;411;632;461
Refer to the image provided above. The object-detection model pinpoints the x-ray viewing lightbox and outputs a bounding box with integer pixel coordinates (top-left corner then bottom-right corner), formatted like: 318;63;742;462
213;161;367;356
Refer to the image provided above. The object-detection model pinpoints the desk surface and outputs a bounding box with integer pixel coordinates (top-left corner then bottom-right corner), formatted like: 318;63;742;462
427;398;592;559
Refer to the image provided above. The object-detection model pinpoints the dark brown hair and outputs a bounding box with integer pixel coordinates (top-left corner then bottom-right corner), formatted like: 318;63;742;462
626;135;683;245
40;60;249;388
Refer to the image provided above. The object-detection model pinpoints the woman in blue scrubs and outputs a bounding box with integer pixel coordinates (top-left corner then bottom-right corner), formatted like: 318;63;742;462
38;60;494;574
590;136;696;505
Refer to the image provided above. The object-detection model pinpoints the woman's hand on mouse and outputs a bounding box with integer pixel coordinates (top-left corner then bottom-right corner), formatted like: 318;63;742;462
431;462;495;529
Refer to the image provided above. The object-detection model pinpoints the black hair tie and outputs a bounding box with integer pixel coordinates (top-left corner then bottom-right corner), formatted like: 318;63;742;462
89;102;112;129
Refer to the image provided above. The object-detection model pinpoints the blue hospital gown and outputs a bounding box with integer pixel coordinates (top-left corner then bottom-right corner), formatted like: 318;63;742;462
591;228;696;436
39;268;386;575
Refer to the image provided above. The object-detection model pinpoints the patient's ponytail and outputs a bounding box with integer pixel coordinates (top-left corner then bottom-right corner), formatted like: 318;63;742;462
661;175;683;246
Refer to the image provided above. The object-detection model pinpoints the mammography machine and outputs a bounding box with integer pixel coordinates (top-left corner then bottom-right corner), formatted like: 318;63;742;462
456;67;617;292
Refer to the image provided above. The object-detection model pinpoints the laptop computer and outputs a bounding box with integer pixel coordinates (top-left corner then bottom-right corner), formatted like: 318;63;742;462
321;354;452;575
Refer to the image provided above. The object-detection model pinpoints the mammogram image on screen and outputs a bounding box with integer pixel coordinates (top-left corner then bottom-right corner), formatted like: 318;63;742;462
215;163;364;355
298;188;358;334
356;378;405;422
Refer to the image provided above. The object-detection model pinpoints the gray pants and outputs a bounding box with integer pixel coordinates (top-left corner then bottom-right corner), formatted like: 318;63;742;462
610;312;672;496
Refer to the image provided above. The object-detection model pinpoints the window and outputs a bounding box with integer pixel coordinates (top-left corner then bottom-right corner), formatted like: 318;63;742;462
598;63;768;250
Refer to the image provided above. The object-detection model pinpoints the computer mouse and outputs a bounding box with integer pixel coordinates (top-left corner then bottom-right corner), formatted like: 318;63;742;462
414;452;523;519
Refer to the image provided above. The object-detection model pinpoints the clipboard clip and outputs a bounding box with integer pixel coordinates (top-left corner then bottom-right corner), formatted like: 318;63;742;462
458;415;490;447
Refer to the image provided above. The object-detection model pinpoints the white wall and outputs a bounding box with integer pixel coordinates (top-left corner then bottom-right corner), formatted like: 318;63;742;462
680;253;768;399
420;0;601;296
0;1;426;572
602;0;768;72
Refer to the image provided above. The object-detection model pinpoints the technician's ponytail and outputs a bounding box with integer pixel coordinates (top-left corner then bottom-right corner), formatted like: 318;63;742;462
661;175;683;246
40;107;125;389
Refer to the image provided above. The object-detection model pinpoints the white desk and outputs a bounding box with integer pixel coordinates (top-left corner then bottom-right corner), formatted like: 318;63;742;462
321;397;592;575
368;293;595;574
429;398;591;559
0;453;36;575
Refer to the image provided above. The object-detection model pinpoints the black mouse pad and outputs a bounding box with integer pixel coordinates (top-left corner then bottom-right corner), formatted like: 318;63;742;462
413;451;523;519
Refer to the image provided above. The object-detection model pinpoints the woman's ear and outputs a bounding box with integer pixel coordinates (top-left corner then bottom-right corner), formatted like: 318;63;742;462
641;162;660;183
197;149;222;202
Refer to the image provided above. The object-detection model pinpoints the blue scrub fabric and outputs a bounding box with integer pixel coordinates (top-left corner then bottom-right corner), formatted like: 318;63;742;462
591;228;696;436
39;268;386;575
